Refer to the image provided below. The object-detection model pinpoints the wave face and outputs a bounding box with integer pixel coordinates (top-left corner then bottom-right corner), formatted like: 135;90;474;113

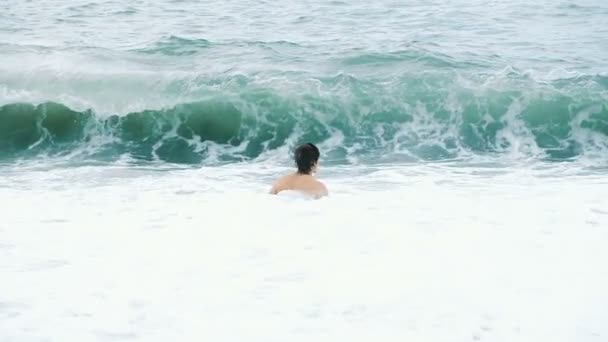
1;72;607;164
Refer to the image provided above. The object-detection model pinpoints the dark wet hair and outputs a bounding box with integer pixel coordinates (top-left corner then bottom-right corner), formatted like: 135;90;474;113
294;143;320;174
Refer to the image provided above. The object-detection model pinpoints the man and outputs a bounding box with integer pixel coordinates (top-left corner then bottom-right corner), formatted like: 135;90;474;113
270;143;328;199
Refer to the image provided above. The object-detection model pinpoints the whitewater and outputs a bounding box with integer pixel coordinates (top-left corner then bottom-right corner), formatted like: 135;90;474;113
1;0;607;341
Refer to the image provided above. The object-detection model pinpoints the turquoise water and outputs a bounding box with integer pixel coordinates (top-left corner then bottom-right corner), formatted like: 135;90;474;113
1;2;608;342
1;0;607;164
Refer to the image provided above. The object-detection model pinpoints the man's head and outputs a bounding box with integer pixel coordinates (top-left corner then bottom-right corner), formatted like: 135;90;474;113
295;143;320;175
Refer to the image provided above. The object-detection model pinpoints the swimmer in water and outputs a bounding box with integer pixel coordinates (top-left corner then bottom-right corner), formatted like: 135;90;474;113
270;143;329;199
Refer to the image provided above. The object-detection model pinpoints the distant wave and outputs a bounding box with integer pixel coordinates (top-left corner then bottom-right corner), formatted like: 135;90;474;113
133;36;212;56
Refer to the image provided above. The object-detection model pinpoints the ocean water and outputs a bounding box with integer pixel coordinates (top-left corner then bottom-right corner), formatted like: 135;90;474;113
1;0;608;341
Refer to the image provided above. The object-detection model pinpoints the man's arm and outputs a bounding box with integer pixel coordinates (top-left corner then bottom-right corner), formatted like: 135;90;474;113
269;176;286;195
269;184;279;194
314;181;329;198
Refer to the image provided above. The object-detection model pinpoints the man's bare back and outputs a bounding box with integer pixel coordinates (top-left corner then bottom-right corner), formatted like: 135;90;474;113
270;173;328;198
269;143;328;199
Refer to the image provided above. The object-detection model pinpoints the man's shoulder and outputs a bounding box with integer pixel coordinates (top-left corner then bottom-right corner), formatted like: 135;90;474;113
270;173;295;193
311;179;328;195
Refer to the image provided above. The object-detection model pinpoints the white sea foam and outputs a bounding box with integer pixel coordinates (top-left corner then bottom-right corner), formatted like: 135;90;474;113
0;161;606;341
